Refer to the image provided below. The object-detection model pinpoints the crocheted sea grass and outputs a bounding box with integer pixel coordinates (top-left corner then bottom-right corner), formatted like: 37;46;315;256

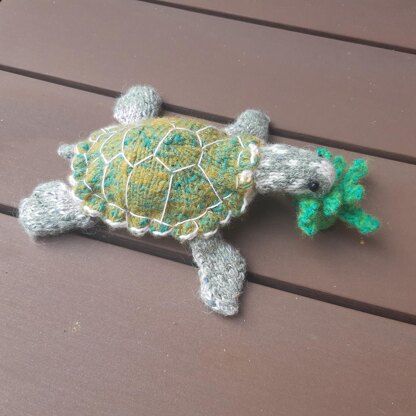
70;117;262;241
296;148;380;236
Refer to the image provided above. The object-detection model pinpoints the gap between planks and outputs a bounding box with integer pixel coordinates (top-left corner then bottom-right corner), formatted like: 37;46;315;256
136;0;416;56
2;205;415;326
0;64;415;166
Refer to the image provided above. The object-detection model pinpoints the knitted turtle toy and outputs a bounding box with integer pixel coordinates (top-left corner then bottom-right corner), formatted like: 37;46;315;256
19;86;378;316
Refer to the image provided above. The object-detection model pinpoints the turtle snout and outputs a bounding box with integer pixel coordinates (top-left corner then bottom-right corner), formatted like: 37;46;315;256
313;159;336;195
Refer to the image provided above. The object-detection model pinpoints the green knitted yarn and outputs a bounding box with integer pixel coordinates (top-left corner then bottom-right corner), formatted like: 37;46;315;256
70;117;262;241
295;148;380;236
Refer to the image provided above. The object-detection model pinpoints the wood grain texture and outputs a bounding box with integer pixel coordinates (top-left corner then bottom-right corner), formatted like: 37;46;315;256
160;0;416;51
1;72;415;318
1;213;416;416
0;0;415;161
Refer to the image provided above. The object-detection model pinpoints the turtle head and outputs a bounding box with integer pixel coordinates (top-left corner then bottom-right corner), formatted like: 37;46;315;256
254;144;336;196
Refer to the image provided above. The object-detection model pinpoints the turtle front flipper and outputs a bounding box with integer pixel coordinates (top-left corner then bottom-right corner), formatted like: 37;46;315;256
225;109;270;142
189;234;246;316
113;85;162;124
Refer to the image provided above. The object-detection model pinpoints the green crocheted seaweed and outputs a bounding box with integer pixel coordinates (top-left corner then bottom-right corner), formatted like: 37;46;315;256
295;148;380;236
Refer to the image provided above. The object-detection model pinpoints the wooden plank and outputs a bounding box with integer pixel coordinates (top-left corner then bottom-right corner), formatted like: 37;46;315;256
1;72;416;318
1;0;416;161
1;213;416;416
160;0;416;51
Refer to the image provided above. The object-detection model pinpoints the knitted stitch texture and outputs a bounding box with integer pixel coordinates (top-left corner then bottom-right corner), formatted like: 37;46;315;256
254;143;336;196
58;143;76;160
113;85;162;125
19;181;94;237
225;109;270;141
190;234;246;316
70;117;262;241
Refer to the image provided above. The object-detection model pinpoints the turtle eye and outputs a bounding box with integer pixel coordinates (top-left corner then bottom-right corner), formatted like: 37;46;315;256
307;180;320;192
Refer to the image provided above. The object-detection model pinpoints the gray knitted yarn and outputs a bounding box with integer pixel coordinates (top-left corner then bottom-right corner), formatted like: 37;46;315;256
113;85;162;125
57;143;76;160
189;235;246;316
254;144;335;196
19;181;94;237
225;109;270;141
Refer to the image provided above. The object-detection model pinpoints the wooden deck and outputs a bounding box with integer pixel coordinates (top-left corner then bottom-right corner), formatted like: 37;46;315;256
1;1;415;415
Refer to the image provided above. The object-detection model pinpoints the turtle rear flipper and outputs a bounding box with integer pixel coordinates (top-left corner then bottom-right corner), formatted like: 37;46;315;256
19;181;95;237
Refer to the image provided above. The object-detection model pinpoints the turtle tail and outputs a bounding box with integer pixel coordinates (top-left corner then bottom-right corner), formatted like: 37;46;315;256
57;143;76;160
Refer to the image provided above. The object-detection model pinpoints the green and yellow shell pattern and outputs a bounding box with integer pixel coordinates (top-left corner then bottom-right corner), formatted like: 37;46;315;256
70;117;263;241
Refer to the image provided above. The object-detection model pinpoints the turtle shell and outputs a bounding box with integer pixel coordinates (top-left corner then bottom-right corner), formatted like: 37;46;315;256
70;117;263;241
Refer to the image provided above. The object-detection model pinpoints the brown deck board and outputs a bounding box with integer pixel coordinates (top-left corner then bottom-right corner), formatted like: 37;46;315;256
1;213;416;416
161;0;416;51
1;72;415;318
1;0;416;161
